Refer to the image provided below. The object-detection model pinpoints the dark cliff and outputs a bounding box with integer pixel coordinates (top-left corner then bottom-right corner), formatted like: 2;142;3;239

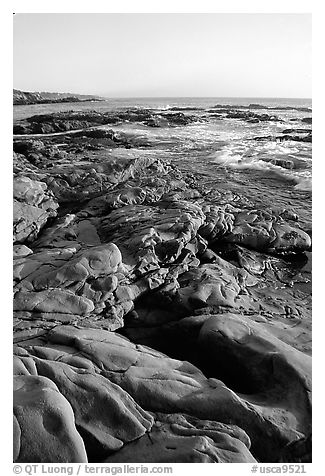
13;89;103;105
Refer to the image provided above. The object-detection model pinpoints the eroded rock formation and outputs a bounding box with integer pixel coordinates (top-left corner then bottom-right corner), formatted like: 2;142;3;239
12;109;312;463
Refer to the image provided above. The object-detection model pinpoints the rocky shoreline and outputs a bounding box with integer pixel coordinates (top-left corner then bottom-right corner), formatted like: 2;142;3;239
13;107;312;463
13;89;103;106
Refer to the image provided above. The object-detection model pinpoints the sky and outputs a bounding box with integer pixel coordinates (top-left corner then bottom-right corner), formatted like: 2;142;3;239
13;13;311;98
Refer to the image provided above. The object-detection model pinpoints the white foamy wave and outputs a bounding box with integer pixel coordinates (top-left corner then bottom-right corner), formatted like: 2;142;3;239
212;145;312;187
212;147;288;172
212;141;300;165
158;104;171;110
294;177;312;191
213;149;244;166
260;142;299;155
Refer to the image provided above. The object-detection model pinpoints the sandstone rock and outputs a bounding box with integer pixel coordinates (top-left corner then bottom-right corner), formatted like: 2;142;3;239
279;435;312;463
30;358;153;460
30;243;122;290
13;322;310;461
13;243;129;328
13;176;58;243
14;374;87;462
14;176;48;205
96;200;206;274
199;205;235;241
200;206;311;252
198;314;311;437
105;412;256;463
176;259;257;312
13;289;95;315
46;327;296;460
13;245;33;258
11;106;312;465
123;310;312;461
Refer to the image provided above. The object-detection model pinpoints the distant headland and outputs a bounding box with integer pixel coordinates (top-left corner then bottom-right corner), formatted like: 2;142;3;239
13;89;104;105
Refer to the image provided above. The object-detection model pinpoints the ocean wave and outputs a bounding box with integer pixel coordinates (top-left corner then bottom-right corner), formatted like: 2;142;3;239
211;103;312;113
212;143;311;187
293;177;312;191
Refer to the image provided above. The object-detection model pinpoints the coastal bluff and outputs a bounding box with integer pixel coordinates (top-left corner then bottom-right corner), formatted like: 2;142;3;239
13;89;103;106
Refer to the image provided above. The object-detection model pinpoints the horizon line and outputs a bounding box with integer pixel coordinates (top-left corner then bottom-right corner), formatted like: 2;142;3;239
100;95;312;100
13;89;312;101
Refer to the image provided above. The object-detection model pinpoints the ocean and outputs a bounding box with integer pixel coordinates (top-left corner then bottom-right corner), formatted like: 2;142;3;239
13;96;312;120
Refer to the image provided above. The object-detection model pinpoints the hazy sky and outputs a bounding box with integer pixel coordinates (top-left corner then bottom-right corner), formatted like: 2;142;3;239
13;13;311;98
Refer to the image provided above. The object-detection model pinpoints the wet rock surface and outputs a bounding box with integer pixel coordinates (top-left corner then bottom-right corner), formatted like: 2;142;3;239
14;109;201;135
12;106;312;463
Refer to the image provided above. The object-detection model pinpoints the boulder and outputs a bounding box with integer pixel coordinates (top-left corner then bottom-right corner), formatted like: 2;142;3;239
13;289;95;315
176;258;257;312
198;314;311;437
105;413;256;463
13;176;58;243
13;243;128;329
200;206;311;252
29;358;153;460
13;320;310;462
13;374;87;462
